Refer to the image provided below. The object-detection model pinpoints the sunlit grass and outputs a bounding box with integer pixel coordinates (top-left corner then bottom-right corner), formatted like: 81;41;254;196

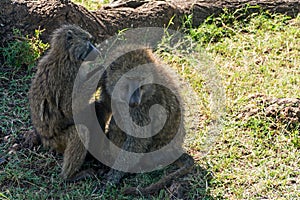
158;10;300;199
71;0;110;10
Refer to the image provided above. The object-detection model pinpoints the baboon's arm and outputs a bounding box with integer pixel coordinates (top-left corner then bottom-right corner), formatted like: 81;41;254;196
106;134;153;184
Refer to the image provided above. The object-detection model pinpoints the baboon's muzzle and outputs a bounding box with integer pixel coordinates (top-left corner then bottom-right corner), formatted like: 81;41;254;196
129;88;141;107
84;42;100;61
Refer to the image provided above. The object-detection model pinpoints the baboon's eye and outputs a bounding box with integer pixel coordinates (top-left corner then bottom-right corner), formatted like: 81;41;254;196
66;30;73;41
81;36;89;41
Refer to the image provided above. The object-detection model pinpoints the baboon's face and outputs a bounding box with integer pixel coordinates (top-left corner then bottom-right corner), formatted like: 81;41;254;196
66;29;99;61
51;25;99;62
106;69;155;108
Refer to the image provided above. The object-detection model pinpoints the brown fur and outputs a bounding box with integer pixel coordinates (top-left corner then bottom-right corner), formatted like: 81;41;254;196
99;45;194;194
28;25;98;180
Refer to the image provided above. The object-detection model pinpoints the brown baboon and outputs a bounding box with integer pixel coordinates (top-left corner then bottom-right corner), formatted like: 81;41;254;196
99;45;194;195
28;25;100;180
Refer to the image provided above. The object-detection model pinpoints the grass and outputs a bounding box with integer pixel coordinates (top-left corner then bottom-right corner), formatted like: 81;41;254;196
0;29;49;72
71;0;110;10
1;6;300;200
189;10;300;199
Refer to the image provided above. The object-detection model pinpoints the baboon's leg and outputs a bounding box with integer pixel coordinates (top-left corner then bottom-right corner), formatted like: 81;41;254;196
106;122;152;184
61;125;89;181
106;136;137;185
122;153;194;195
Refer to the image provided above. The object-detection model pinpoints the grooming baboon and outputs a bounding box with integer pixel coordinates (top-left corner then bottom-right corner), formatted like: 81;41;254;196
99;45;194;195
28;25;100;180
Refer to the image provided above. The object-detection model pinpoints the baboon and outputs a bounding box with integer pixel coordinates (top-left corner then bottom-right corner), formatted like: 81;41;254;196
99;45;194;195
28;25;100;180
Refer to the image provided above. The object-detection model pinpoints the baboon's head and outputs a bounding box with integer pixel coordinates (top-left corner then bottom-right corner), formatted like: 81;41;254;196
50;25;99;62
116;71;154;108
105;48;157;107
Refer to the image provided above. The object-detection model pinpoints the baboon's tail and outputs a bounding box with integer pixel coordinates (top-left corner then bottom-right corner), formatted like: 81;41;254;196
122;153;194;195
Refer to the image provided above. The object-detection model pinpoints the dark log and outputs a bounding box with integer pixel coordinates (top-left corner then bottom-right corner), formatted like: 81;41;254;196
97;0;300;37
0;0;109;45
0;0;300;45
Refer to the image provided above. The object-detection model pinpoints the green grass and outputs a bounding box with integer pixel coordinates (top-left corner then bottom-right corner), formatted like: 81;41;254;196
0;29;49;72
71;0;110;10
1;7;300;200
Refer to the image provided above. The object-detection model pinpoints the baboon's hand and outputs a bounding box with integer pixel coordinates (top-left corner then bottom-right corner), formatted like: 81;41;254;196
106;169;125;185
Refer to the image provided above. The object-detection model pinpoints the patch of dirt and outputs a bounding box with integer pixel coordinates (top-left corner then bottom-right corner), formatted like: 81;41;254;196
238;93;300;129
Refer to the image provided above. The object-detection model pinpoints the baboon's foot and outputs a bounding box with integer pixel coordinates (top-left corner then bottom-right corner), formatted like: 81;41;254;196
65;168;96;182
22;130;41;149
